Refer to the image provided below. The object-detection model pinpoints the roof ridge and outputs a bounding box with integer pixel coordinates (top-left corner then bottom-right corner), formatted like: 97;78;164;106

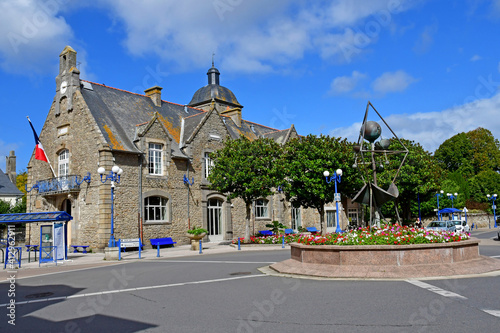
81;80;206;112
243;119;279;131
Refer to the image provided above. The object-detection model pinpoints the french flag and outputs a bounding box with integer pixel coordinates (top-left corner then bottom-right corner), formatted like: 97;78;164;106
28;117;48;163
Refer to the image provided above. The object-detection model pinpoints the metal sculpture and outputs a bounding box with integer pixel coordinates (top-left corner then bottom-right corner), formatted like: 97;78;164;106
352;102;409;227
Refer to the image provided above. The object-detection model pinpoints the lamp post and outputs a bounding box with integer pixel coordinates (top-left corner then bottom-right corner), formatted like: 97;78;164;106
98;165;123;247
435;190;444;220
323;169;342;233
447;192;458;208
487;194;498;228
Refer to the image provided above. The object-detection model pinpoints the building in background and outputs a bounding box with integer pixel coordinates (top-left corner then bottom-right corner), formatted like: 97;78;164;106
26;46;359;250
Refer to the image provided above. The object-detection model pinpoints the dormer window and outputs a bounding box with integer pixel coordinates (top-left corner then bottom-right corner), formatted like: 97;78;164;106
148;143;163;175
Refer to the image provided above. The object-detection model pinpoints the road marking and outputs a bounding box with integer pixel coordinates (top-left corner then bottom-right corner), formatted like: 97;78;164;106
151;260;277;264
489;255;500;258
0;274;266;308
482;309;500;318
406;280;467;299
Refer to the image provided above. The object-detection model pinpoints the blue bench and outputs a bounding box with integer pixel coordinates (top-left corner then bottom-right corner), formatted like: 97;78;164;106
284;229;295;235
70;245;89;253
150;237;176;248
258;230;273;236
306;227;318;234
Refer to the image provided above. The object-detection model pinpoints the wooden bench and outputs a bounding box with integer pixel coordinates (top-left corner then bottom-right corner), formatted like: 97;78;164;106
150;237;176;249
258;230;273;236
70;245;89;253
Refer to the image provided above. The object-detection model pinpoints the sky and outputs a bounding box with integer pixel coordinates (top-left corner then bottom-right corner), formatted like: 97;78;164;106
1;0;500;173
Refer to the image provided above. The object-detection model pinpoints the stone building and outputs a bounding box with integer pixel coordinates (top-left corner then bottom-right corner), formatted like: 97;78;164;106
26;46;360;250
0;151;23;206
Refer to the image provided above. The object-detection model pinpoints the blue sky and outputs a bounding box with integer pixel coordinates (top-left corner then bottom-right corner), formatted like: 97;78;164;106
1;0;500;173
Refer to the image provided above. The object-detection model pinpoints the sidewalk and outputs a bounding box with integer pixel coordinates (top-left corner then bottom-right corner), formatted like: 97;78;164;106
1;242;289;281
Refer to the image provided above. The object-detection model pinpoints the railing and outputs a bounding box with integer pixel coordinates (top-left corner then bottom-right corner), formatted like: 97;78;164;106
26;173;91;195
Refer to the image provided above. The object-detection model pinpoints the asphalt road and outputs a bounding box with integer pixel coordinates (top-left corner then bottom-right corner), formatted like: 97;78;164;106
1;236;499;333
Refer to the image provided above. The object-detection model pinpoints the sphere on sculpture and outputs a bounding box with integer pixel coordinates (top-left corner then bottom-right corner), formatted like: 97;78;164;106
360;121;381;143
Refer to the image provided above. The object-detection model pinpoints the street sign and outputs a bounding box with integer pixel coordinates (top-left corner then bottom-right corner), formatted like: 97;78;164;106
334;193;341;202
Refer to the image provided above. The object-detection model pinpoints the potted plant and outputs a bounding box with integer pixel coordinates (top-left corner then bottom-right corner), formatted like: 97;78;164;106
186;226;208;251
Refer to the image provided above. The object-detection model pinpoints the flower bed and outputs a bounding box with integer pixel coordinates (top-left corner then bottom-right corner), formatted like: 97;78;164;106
234;225;470;246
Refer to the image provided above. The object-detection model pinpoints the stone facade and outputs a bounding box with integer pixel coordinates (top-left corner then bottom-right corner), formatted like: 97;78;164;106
26;46;362;252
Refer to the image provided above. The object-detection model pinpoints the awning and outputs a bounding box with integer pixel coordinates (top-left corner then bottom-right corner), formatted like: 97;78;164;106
0;211;73;224
438;208;462;214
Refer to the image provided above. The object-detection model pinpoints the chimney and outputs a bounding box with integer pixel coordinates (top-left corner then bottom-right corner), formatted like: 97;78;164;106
221;107;242;127
6;151;16;184
145;86;163;107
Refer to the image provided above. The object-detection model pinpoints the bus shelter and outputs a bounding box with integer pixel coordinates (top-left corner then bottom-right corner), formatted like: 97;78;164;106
0;211;73;265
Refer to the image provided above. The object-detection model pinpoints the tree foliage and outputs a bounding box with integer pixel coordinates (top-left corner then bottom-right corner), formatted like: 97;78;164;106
434;128;500;178
279;135;360;235
208;136;282;241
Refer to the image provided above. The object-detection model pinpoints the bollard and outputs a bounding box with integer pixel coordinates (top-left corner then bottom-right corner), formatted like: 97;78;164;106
118;239;121;261
199;239;203;254
139;242;142;259
238;238;241;250
156;245;160;257
282;235;285;248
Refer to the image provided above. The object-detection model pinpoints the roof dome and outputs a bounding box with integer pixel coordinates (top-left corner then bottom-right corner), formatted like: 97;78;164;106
188;64;241;107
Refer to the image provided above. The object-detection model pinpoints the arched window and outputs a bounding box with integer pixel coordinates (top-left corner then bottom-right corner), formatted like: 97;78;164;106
255;199;269;218
58;149;69;177
144;196;168;222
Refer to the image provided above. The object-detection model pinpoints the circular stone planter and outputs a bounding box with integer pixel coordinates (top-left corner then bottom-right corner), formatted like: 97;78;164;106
186;233;206;251
270;238;500;279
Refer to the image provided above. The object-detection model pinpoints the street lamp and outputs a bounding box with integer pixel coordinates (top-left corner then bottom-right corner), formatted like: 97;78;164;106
487;194;498;228
435;190;444;220
98;165;123;247
447;192;458;208
324;169;342;233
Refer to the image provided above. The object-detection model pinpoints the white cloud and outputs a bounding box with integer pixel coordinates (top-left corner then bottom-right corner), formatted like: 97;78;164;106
372;70;417;93
330;92;500;153
98;0;419;72
470;54;482;62
330;71;367;94
0;0;75;75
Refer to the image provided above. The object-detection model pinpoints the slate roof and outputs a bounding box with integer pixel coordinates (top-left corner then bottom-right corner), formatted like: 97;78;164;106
0;169;22;197
80;80;291;158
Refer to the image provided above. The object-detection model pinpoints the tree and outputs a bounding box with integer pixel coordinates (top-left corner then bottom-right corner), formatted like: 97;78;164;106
279;135;360;235
434;127;500;178
208;136;282;241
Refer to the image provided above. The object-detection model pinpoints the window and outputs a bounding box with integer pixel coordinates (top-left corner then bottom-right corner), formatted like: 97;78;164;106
291;205;301;230
255;199;269;218
144;196;168;222
348;208;358;225
204;152;214;179
58;149;69;177
148;143;163;175
326;210;336;228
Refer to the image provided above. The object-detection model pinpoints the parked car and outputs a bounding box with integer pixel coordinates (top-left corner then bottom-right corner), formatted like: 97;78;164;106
452;220;469;233
425;221;456;232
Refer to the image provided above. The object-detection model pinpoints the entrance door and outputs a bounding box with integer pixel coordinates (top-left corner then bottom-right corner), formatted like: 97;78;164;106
326;209;337;233
207;198;223;242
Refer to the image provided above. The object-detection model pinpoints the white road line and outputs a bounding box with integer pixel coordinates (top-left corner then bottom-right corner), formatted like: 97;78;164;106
0;274;266;308
406;280;468;299
151;260;277;264
489;255;500;258
482;309;500;318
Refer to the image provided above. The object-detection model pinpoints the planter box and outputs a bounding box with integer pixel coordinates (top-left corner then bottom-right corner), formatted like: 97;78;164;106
290;239;480;266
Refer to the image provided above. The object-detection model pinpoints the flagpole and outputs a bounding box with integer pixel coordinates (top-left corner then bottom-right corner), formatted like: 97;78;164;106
27;116;56;177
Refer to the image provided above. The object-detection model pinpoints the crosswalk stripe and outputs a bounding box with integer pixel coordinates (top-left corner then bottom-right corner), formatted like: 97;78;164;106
406;280;467;299
482;309;500;318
